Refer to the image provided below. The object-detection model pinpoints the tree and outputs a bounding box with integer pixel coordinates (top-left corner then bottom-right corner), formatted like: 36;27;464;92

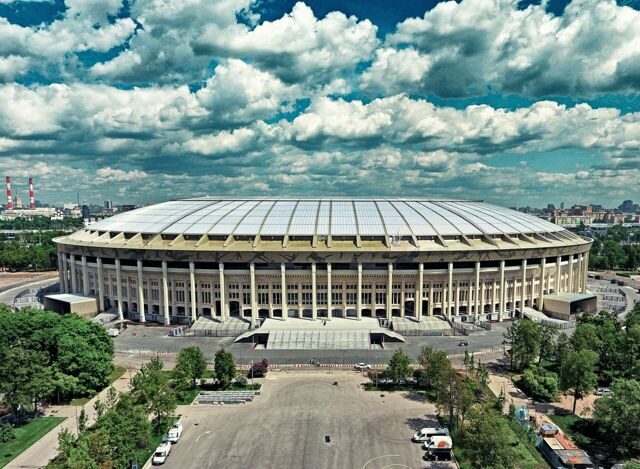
214;348;236;386
592;379;640;458
249;359;269;379
131;357;176;428
515;366;558;401
417;346;451;393
560;350;598;414
172;346;207;389
512;320;542;371
460;404;516;468
538;324;558;364
503;321;519;370
555;332;571;367
386;349;412;385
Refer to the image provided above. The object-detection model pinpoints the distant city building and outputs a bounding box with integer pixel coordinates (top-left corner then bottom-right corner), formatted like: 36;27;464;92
63;203;77;210
81;204;90;220
118;204;138;213
618;199;638;213
104;198;113;209
546;204;555;211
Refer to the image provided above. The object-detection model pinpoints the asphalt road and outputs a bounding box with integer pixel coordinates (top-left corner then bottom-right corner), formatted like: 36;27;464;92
0;277;59;306
163;370;452;469
114;323;513;365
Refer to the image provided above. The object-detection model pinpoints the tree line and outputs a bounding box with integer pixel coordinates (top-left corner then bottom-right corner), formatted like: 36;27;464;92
586;225;640;271
0;231;65;271
0;306;114;421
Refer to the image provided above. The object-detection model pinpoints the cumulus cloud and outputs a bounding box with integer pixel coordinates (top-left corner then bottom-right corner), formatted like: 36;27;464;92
362;0;640;97
96;167;149;182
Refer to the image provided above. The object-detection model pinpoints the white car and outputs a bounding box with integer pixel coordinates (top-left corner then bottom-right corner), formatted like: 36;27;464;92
152;442;171;465
167;422;182;443
412;427;449;442
595;387;612;396
354;363;372;371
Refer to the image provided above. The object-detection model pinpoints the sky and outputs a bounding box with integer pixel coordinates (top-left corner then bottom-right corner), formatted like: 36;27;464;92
0;0;639;208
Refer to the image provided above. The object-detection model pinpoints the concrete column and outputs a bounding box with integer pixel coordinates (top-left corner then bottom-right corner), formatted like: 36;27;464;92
454;281;460;317
400;281;405;318
568;255;574;292
280;263;287;320
447;262;453;320
61;254;69;293
58;255;65;293
583;252;589;292
474;262;480;322
539;258;546;311
578;254;584;293
161;261;170;324
498;260;505;322
138;259;146;323
249;262;257;325
97;257;105;312
386;263;393;320
70;254;77;293
417;263;424;320
81;256;89;295
219;262;227;321
190;261;197;323
491;279;497;316
311;262;317;320
428;280;434;316
357;262;362;320
468;280;473;319
480;281;485;318
327;263;332;319
511;276;517;318
555;256;562;293
115;258;124;321
521;259;527;310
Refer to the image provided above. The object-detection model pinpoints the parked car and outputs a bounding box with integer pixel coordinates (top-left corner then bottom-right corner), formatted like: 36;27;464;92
412;427;449;442
424;447;452;461
152;442;171;465
167;422;182;443
422;435;453;451
458;341;468;346
595;387;612;396
354;363;372;371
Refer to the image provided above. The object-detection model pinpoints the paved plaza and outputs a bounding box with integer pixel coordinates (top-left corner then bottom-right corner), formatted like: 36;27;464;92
164;370;452;469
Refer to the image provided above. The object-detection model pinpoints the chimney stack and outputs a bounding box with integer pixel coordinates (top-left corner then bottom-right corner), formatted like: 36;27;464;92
29;177;35;209
5;176;12;210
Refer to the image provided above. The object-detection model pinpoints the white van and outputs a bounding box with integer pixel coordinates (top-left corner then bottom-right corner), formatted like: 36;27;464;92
152;442;171;465
412;427;449;442
422;435;453;451
167;422;183;443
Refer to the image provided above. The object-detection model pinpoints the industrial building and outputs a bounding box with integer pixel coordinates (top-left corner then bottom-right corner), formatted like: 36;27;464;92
53;197;592;326
2;176;60;218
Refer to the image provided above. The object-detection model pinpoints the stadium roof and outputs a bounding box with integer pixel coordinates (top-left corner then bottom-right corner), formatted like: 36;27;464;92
88;197;564;239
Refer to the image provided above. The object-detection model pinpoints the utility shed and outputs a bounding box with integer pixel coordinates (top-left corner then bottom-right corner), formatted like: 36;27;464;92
538;436;595;469
543;292;597;320
44;294;98;317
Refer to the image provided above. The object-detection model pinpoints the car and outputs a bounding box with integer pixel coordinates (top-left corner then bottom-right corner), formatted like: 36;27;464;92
595;387;612;396
458;341;468;346
152;442;171;465
424;448;452;461
412;427;449;442
167;422;182;443
354;363;372;371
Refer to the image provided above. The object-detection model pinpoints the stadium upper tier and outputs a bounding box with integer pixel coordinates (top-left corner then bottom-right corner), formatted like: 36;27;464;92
62;198;587;253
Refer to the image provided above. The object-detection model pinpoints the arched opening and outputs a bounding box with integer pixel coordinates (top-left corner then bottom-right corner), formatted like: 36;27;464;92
202;307;211;317
258;308;269;318
433;307;442;316
242;308;252;318
229;301;240;317
317;309;328;318
392;308;401;317
361;308;372;317
288;308;298;318
375;308;386;318
302;309;313;318
273;309;282;318
346;308;357;318
332;308;343;317
422;300;429;316
215;300;222;317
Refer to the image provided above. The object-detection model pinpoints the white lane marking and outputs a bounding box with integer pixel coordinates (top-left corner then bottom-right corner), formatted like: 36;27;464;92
382;465;412;469
362;454;401;469
195;431;212;443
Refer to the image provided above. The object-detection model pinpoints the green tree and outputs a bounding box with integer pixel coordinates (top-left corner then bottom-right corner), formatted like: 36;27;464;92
515;366;558;401
460;404;516;468
538;323;558;364
503;321;519;370
513;320;542;371
555;332;571;367
386;349;412;385
560;350;598;414
131;357;176;428
214;348;236;386
592;378;640;458
172;346;207;390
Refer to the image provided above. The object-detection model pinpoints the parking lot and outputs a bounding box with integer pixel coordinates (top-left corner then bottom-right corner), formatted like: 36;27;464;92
163;369;454;469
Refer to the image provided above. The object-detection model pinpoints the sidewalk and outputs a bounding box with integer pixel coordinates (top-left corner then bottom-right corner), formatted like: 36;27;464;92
6;368;135;468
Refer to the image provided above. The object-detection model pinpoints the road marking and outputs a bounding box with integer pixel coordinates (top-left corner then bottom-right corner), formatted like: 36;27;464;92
195;431;212;442
362;454;400;469
382;465;412;469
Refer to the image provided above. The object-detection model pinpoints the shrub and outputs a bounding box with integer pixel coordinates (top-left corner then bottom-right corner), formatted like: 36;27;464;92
234;375;248;386
0;422;15;442
248;359;269;378
515;365;558;401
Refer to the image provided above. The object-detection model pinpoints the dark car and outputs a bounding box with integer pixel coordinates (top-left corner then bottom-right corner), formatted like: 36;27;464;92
458;341;468;346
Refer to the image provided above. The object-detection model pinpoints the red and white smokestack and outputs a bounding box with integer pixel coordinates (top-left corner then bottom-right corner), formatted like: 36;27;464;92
29;177;35;209
5;176;12;210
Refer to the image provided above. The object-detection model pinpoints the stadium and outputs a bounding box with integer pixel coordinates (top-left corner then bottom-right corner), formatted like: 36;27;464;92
53;198;591;331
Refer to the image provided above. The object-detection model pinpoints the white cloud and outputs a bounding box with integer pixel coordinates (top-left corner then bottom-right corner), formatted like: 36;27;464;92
96;167;149;182
362;0;640;97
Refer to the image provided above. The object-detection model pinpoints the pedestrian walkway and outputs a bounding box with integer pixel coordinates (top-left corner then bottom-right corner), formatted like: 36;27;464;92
7;369;135;468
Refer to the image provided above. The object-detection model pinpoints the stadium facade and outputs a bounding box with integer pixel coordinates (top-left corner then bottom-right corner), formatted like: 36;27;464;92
54;198;591;325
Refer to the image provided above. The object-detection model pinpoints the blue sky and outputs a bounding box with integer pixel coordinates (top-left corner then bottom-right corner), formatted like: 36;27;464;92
0;0;638;208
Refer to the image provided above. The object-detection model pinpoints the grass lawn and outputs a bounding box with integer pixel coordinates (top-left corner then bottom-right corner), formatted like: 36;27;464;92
134;418;174;467
69;365;127;406
158;371;262;405
0;417;66;468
